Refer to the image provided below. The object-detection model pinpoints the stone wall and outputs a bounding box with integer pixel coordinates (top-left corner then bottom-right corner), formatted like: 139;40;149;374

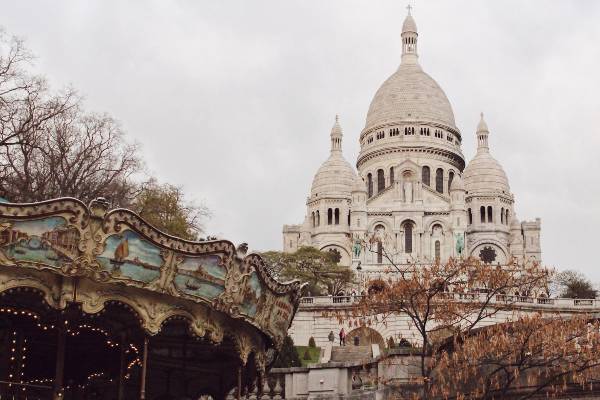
289;295;600;349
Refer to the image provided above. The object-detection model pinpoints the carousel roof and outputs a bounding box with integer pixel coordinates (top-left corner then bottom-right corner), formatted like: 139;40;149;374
0;197;301;398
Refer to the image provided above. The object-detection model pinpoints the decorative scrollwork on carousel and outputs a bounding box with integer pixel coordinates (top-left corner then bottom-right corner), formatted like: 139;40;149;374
0;197;301;355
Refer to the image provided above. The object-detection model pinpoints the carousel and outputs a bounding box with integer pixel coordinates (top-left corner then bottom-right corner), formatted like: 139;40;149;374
0;197;301;400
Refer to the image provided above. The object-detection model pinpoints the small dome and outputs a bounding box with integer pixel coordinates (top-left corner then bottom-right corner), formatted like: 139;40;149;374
331;115;342;137
402;14;417;33
464;152;510;194
477;112;489;133
450;174;465;191
311;116;356;198
310;153;357;198
510;214;521;229
352;175;366;193
464;114;510;194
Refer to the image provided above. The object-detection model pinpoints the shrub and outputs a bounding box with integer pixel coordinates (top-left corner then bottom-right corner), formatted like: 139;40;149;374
308;336;316;348
272;335;301;368
303;348;311;360
387;336;395;348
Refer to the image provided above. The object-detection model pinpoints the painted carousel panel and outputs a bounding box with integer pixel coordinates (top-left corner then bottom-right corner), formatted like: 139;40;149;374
268;294;295;337
174;254;226;300
0;216;79;268
240;271;263;318
97;230;162;283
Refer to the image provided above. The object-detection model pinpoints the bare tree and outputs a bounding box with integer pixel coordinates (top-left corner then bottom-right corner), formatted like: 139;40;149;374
0;28;141;205
0;29;76;149
433;315;600;400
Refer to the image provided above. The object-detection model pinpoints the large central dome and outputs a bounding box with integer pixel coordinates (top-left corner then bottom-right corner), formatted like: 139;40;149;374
362;12;457;134
365;63;456;131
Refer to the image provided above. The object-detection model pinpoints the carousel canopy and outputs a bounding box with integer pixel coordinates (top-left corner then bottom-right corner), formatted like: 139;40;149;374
0;197;301;400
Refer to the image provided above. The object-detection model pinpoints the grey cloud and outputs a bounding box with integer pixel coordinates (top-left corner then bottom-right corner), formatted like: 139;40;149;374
2;0;598;278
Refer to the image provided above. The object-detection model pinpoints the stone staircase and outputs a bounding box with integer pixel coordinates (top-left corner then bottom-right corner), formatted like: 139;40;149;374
330;345;372;363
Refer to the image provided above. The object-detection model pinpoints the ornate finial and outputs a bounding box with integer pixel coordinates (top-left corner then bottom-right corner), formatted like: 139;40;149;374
89;197;110;218
480;112;484;119
476;112;490;150
407;3;412;15
236;243;249;258
330;115;342;152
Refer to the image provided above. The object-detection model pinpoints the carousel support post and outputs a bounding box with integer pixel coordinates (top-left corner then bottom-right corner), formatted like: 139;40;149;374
236;366;242;400
52;328;66;400
139;337;149;400
118;333;127;400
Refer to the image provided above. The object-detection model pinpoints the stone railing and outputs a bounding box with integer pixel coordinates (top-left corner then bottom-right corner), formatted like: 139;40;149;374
225;374;285;400
300;295;364;305
298;295;600;310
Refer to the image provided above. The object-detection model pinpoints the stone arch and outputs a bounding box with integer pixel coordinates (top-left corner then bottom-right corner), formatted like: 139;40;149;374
345;326;385;349
368;219;392;233
426;219;447;234
469;239;508;265
320;244;351;267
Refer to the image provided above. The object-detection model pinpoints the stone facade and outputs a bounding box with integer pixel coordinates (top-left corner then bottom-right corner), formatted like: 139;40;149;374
289;295;600;349
282;11;541;277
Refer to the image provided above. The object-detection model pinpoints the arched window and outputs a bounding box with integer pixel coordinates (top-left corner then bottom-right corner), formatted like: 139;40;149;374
312;212;315;227
448;171;454;193
501;208;504;224
328;248;342;263
374;224;386;263
480;206;486;223
367;173;373;197
327;208;333;225
347;211;350;226
316;210;320;226
377;169;385;193
505;209;510;225
468;208;473;225
334;208;340;225
435;240;441;262
422;166;430;186
404;222;413;253
487;206;493;223
389;167;395;187
435;168;444;193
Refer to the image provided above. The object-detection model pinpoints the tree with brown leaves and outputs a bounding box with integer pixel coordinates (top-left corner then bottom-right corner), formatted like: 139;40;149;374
130;178;210;240
349;236;600;399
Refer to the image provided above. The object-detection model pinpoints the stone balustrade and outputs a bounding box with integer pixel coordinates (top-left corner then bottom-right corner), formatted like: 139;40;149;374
225;374;285;400
298;295;600;311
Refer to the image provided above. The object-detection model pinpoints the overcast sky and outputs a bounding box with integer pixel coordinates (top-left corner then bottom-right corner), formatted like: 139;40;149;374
2;1;599;279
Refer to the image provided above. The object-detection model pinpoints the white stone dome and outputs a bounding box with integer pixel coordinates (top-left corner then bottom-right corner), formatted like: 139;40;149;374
450;173;465;191
310;116;357;198
364;59;456;133
464;152;510;194
310;153;356;198
402;14;417;33
464;113;510;194
352;174;366;193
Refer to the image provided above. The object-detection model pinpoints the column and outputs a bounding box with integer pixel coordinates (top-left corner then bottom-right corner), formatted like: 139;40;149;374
52;328;66;400
139;337;149;400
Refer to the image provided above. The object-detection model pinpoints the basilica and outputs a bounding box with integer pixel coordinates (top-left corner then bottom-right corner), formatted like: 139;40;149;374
282;11;541;271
